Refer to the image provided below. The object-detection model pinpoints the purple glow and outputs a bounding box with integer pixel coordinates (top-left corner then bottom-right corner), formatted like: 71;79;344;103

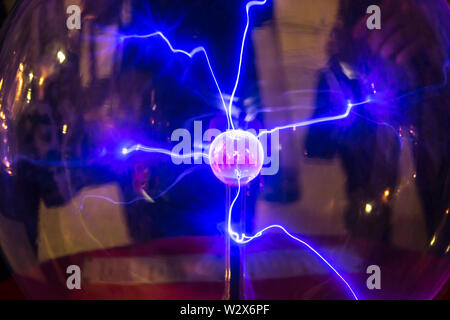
111;0;363;300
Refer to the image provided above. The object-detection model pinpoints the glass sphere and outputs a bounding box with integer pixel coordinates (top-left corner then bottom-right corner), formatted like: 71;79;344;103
209;130;264;186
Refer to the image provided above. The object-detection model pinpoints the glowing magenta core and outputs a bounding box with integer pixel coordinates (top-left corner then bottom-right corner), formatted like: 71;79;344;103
209;130;264;186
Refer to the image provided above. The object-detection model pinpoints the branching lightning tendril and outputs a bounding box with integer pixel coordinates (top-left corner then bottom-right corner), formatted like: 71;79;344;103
258;99;372;138
227;0;269;130
228;175;358;300
79;166;202;210
122;144;209;160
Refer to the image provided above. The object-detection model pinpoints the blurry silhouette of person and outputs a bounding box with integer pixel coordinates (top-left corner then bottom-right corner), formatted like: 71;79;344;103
305;0;449;253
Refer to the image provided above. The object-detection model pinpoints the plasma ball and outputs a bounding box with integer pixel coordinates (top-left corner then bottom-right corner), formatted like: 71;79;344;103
209;130;264;186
